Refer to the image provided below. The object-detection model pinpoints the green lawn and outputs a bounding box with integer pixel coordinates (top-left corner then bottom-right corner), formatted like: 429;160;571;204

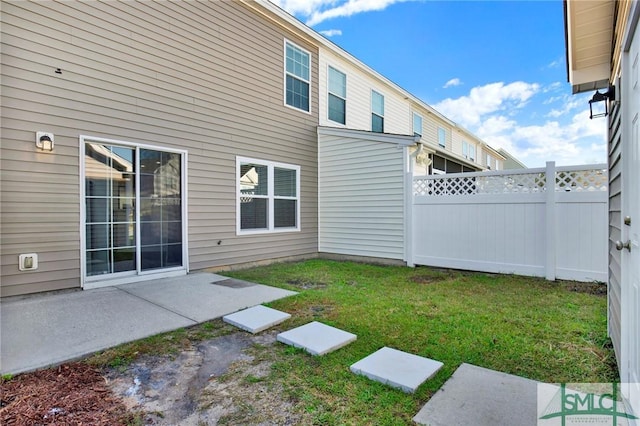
222;259;617;425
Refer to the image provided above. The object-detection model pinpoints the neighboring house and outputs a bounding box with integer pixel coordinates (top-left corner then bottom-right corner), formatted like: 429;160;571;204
316;42;505;175
0;0;512;297
498;148;528;169
565;0;639;415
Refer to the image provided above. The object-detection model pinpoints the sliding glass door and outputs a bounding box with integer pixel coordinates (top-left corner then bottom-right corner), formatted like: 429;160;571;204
83;140;184;282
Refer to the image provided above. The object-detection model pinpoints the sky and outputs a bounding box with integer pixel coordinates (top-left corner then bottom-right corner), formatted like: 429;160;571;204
269;0;608;168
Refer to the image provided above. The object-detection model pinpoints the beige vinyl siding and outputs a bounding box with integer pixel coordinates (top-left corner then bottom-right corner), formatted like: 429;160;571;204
607;91;623;362
1;0;318;297
318;129;408;260
318;49;411;134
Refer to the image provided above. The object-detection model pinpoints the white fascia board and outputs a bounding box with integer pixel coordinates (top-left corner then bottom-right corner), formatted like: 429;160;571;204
317;126;416;146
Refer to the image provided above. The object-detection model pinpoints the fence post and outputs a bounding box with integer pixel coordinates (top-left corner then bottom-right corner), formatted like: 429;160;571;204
405;147;415;267
545;161;556;281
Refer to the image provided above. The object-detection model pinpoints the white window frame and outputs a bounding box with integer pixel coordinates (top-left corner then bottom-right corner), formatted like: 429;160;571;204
327;65;347;125
236;156;301;235
371;89;385;132
469;144;476;162
79;135;189;289
438;127;446;148
284;39;311;114
462;141;469;158
413;112;423;138
486;153;492;169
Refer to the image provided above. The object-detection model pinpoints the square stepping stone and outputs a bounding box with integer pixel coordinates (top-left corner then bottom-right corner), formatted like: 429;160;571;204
350;347;443;393
223;305;291;334
277;321;357;356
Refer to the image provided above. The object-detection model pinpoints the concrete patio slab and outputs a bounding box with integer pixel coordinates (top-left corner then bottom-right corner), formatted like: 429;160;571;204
350;347;443;393
276;321;356;356
119;275;295;323
223;305;291;333
1;273;296;375
413;363;539;426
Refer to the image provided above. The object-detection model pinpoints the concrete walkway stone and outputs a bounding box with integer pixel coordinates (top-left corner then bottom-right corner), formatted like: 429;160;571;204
276;321;356;355
350;347;443;393
413;363;539;426
223;305;291;333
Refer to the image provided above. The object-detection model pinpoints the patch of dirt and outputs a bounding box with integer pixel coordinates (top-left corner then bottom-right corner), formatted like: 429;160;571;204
2;331;306;425
106;330;304;425
286;278;327;289
1;362;133;425
562;281;607;296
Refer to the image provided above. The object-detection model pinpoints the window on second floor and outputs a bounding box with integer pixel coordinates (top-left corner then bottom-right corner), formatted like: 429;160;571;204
462;141;476;161
328;66;346;124
438;127;446;148
486;154;492;169
413;113;423;137
371;90;384;133
285;40;310;112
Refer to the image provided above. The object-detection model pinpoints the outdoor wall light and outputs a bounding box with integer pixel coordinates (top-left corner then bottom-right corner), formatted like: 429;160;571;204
589;85;616;119
36;131;54;151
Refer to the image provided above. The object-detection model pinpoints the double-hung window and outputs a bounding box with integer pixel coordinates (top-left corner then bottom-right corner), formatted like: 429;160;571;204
486;154;492;169
285;41;310;112
462;141;476;162
371;90;384;133
328;66;346;124
413;113;423;138
237;157;300;234
438;127;446;148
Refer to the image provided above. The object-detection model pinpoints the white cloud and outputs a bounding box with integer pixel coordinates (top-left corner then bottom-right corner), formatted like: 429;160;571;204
435;84;606;167
545;57;563;69
443;78;462;88
319;29;343;36
434;81;540;127
269;0;411;27
268;0;338;17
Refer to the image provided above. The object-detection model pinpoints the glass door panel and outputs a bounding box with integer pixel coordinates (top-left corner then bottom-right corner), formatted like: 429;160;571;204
84;143;136;277
139;149;183;271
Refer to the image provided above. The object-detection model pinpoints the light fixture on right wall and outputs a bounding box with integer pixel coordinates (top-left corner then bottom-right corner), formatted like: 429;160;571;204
588;85;616;119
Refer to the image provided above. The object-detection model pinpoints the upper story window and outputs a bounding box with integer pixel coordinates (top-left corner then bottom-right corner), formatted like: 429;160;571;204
285;40;310;112
486;154;492;169
237;157;300;234
328;66;346;124
438;127;446;148
413;113;423;137
371;90;384;133
462;141;476;161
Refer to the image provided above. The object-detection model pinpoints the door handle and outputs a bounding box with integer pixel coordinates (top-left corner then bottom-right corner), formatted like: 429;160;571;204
615;240;632;252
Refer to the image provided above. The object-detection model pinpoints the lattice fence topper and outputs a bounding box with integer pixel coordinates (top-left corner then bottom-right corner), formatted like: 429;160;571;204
555;169;608;191
413;168;608;196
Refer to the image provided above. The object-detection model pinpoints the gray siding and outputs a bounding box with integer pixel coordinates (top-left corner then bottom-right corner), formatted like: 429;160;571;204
1;1;318;297
318;130;407;260
608;99;622;361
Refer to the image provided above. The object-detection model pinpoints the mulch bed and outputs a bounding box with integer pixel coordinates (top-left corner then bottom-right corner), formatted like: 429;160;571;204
1;362;133;425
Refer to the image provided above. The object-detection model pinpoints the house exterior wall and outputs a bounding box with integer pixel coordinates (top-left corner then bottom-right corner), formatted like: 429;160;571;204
318;128;411;260
607;100;623;361
317;47;505;173
318;49;411;134
0;0;319;297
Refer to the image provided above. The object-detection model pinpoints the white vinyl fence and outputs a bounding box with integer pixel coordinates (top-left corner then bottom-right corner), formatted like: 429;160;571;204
411;162;608;282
